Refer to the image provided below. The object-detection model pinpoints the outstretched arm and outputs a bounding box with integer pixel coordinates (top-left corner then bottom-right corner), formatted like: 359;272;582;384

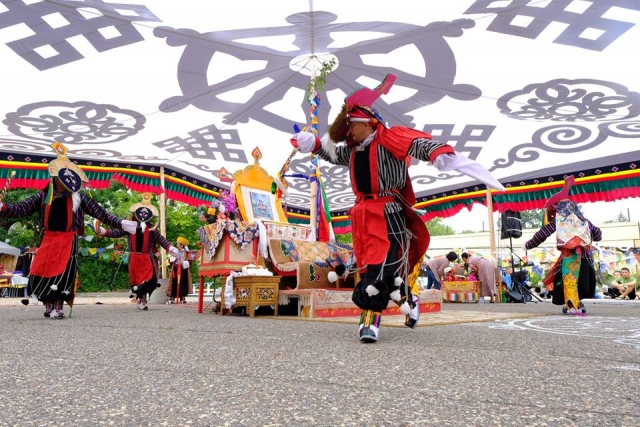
407;137;455;163
102;228;126;239
0;192;43;219
412;136;504;191
81;194;123;229
150;230;173;252
314;136;350;166
524;222;556;249
291;132;350;166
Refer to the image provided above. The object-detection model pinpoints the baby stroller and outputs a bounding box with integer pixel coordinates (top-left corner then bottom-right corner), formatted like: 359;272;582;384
503;269;538;303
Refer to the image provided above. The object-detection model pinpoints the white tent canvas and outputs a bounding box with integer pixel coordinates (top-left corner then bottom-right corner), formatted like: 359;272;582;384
0;0;638;215
0;241;20;258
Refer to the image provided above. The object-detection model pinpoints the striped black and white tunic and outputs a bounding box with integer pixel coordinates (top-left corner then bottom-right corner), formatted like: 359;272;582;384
315;133;449;215
314;129;451;280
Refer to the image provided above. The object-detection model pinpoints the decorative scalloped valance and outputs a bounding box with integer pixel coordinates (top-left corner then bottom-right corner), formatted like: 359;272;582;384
1;154;639;234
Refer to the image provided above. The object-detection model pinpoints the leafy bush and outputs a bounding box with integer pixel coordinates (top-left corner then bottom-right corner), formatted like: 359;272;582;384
335;232;352;245
77;256;130;292
77;254;202;293
528;271;543;286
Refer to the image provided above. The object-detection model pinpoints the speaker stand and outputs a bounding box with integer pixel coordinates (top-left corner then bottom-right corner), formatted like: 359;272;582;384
507;236;542;304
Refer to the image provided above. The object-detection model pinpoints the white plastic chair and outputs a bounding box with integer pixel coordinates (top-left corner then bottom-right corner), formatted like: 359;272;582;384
10;276;29;298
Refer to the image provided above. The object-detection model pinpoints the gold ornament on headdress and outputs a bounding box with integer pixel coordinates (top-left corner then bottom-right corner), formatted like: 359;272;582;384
48;142;89;182
129;192;160;230
129;192;160;216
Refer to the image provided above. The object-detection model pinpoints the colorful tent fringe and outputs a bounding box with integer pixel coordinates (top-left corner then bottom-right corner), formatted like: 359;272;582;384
1;154;640;235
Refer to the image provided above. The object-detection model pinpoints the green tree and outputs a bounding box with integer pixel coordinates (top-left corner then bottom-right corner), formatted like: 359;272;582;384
6;223;35;248
520;209;544;229
78;252;130;292
426;217;455;236
87;180;141;219
165;200;203;249
497;209;545;231
0;188;41;248
335;232;352;245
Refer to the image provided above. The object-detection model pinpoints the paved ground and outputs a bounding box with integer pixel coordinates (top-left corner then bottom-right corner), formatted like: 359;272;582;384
1;293;639;426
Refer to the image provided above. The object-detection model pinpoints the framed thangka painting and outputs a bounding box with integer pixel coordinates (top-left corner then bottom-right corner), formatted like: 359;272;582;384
241;187;278;222
229;147;288;224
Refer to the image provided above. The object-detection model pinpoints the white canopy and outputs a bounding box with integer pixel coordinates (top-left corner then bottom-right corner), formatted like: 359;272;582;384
0;241;20;258
0;0;638;214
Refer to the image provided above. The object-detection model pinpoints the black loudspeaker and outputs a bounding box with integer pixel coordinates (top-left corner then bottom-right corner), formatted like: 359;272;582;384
501;210;522;239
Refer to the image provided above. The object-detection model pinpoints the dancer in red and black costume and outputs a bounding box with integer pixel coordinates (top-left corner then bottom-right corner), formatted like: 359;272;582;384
0;142;138;319
523;176;602;314
291;75;504;342
96;192;179;310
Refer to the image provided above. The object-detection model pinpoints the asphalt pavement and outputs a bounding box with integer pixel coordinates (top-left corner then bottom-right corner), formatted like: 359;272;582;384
1;294;639;426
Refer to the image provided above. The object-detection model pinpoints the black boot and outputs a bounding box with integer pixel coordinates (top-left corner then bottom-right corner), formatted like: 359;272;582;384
358;310;381;343
52;300;65;319
404;293;420;328
44;302;53;318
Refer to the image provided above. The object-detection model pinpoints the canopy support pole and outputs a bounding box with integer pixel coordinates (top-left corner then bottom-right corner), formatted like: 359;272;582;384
486;188;501;302
159;165;167;280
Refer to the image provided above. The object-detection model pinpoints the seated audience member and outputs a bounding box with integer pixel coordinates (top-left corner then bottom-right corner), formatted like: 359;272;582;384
602;270;621;298
608;267;636;300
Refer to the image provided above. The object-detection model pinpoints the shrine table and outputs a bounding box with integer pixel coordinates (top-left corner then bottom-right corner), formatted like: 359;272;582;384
441;280;480;303
220;275;280;317
197;232;258;313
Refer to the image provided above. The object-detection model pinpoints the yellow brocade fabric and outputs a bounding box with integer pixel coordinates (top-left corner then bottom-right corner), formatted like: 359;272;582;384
290;241;332;264
561;253;581;309
407;256;422;295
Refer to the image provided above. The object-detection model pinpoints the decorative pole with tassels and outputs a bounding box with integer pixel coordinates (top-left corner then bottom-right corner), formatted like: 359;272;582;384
306;58;335;242
275;57;336;241
0;170;16;203
308;66;320;241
